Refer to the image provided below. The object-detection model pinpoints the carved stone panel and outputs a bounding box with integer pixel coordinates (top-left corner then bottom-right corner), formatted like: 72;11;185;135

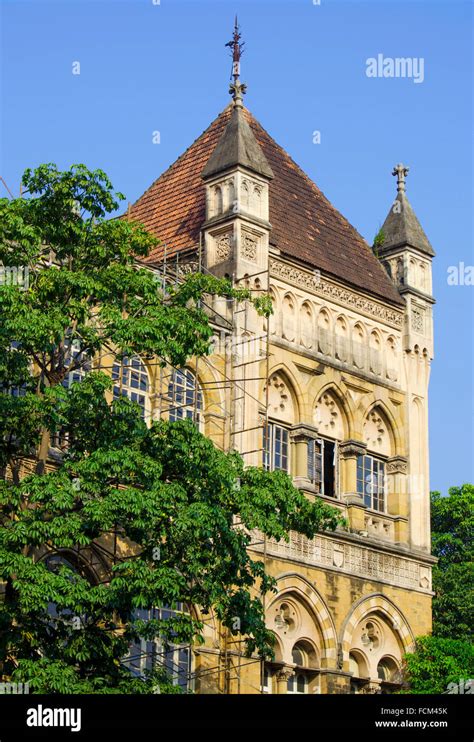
215;231;233;263
241;229;258;262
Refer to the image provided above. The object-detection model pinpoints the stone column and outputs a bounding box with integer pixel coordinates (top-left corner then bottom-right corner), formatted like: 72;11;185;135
275;667;294;694
340;440;367;532
290;423;319;489
387;455;409;543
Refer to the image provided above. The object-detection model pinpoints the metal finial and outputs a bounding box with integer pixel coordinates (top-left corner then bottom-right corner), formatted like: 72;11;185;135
225;17;246;107
392;163;409;193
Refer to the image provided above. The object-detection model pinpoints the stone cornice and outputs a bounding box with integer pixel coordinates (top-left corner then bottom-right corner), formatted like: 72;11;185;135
269;257;404;329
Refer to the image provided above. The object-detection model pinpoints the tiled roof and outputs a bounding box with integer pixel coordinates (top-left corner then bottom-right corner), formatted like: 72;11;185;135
128;104;403;306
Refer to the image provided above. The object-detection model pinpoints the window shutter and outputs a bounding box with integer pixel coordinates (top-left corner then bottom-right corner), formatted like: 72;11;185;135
314;439;323;487
307;440;315;482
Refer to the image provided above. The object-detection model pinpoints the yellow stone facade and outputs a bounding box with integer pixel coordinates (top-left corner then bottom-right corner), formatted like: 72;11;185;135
117;149;436;694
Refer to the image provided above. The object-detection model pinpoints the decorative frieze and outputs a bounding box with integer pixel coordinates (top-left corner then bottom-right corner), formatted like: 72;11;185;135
249;530;431;593
269;258;404;329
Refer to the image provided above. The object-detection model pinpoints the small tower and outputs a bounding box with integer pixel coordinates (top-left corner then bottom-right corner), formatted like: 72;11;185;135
377;165;435;552
201;18;273;284
201;20;274;466
377;164;435;358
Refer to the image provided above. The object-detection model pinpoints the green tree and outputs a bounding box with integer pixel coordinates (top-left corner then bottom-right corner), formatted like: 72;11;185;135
402;485;473;693
431;485;474;641
402;636;474;694
0;164;342;693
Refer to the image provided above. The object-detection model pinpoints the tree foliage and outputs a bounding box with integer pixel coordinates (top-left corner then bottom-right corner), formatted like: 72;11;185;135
402;635;474;694
431;485;474;641
402;485;474;693
0;164;342;693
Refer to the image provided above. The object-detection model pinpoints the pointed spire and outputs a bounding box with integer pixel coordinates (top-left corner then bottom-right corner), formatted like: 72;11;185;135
226;16;247;108
201;22;273;181
379;164;435;257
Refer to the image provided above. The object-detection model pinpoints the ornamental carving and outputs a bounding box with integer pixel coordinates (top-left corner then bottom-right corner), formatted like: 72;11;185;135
269;258;403;328
386;456;408;474
363;410;389;455
411;308;424;333
265;373;295;422
314;392;344;439
215;232;233;262
273;601;298;635
241;230;258;261
339;440;367;458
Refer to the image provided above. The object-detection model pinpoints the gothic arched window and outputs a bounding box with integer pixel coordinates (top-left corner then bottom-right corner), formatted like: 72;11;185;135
167;368;203;429
112;355;149;419
125;604;192;690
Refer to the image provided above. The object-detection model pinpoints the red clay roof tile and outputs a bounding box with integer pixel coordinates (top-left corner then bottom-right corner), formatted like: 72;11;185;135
127;104;403;306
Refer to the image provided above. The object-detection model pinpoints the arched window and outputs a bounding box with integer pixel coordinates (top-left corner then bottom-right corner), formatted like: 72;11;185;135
377;657;399;683
263;373;296;473
311;391;346;497
167;368;203;429
291;640;318;669
124;604;192;690
349;651;370;694
409;258;417;286
112;355;149;419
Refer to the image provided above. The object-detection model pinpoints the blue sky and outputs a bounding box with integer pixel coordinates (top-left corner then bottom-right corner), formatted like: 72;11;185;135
1;0;472;494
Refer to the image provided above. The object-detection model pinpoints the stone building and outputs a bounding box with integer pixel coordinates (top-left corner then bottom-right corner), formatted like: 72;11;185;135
121;33;436;694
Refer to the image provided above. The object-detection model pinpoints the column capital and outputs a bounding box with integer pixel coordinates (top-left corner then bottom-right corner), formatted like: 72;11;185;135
387;455;408;474
339;439;367;458
290;422;319;443
276;666;295;683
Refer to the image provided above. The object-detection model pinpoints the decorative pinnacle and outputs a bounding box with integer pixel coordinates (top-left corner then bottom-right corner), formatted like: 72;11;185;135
225;16;246;107
392;163;409;193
